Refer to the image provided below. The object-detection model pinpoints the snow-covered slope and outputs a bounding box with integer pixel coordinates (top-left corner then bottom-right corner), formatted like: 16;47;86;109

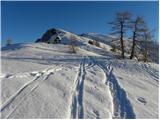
81;32;159;63
1;29;159;119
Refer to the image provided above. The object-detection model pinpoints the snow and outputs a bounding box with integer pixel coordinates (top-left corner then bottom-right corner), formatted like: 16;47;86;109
109;60;159;118
0;29;159;119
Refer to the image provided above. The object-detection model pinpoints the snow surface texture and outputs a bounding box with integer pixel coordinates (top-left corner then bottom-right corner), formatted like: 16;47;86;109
1;29;159;119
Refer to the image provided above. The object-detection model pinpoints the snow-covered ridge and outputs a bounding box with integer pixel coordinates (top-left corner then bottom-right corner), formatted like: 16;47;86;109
1;28;159;119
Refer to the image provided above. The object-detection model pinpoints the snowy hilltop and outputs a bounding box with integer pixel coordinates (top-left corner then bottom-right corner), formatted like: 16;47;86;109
1;28;159;119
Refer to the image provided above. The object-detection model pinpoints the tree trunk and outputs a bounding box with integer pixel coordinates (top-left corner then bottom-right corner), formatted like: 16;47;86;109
120;22;125;59
130;31;136;59
144;35;148;62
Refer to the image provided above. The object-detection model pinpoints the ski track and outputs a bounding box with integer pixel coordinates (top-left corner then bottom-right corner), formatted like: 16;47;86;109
0;73;31;79
1;74;41;112
70;57;86;119
134;63;159;87
107;67;136;119
0;70;45;79
1;56;145;119
90;56;136;119
1;66;61;119
141;64;159;83
85;56;96;70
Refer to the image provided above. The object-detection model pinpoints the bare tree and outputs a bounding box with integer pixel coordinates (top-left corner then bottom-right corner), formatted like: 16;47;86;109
133;25;155;62
69;34;77;53
141;28;152;62
130;16;146;59
110;38;119;52
109;12;131;59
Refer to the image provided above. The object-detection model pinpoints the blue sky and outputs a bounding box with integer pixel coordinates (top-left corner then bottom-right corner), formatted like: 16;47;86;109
1;1;159;46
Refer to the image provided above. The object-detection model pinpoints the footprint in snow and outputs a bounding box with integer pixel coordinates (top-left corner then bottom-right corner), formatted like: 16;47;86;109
118;76;123;80
61;73;66;76
137;97;147;105
5;74;13;78
30;71;39;76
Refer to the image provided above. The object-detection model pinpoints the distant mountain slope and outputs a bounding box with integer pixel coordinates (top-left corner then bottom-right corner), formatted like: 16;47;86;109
80;32;159;63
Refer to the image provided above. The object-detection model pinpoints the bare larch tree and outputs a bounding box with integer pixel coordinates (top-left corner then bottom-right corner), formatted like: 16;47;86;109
70;34;77;53
109;12;131;59
130;16;146;59
141;28;152;62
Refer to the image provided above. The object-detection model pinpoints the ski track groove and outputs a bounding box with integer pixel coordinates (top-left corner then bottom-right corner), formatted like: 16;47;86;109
90;56;136;119
2;56;137;119
141;64;159;83
134;63;159;87
1;75;41;112
1;66;61;119
70;57;86;119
